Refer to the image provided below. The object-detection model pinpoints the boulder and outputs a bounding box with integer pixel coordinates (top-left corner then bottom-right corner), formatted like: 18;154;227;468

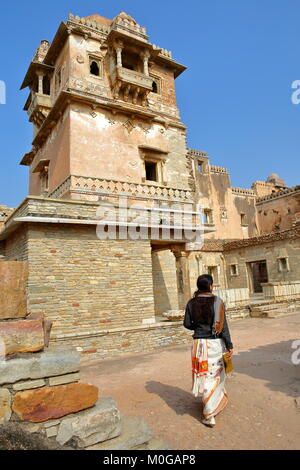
13;382;99;422
86;415;153;450
56;397;121;447
0;319;44;356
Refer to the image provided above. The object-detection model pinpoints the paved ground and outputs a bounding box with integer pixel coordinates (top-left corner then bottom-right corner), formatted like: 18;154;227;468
81;313;300;450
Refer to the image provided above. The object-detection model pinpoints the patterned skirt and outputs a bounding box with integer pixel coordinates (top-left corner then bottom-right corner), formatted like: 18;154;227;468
191;338;228;418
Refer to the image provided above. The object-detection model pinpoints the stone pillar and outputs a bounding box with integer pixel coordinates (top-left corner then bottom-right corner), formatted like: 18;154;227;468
141;50;150;76
115;45;123;67
37;72;44;95
172;248;191;310
161;161;167;185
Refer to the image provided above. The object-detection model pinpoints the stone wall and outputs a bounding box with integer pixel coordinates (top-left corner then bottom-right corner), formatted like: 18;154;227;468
51;321;192;361
224;233;300;291
26;223;155;337
4;226;28;261
214;288;250;309
256;188;300;234
262;281;300;301
151;249;178;315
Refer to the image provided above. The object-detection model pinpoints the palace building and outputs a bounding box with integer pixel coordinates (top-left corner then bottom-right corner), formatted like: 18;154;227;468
0;12;299;359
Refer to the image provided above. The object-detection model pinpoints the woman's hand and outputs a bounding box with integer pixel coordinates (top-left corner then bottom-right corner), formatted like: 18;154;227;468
226;349;233;359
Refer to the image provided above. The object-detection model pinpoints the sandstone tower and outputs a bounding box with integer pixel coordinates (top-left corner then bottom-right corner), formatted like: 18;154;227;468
20;12;191;208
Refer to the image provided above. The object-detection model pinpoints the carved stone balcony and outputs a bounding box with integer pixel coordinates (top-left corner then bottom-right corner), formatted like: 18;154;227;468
111;67;154;106
27;93;52;128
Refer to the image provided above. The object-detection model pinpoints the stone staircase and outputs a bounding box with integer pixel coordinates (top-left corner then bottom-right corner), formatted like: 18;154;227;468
249;299;300;318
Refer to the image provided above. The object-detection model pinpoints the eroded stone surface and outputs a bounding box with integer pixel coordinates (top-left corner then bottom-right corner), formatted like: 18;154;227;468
0;389;11;425
0;320;44;356
13;383;99;422
86;415;152;450
56;397;121;447
0;347;80;385
0;262;28;320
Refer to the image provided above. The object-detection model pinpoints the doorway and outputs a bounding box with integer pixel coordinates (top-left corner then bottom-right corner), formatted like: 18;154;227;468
247;260;269;293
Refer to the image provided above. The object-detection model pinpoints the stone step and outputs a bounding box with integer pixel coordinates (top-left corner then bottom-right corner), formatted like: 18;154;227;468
86;415;153;450
249;302;300;317
266;308;300;319
250;302;290;311
131;438;172;450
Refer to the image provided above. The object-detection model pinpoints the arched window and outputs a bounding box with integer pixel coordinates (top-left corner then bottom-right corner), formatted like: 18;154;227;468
90;61;100;76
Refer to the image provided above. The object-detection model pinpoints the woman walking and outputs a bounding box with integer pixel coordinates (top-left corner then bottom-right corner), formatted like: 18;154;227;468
183;274;233;427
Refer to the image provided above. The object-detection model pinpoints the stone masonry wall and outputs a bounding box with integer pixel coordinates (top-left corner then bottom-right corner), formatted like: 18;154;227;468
52;321;192;361
151;250;178;315
26;223;155;337
4;226;28;261
224;237;300;290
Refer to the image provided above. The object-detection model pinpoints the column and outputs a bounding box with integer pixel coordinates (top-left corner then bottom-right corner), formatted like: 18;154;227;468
114;41;123;68
141;50;150;76
172;248;191;309
37;72;44;94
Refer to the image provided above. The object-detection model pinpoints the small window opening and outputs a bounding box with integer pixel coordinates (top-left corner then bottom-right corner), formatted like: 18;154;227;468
152;81;158;93
241;213;247;226
197;161;203;173
278;257;289;272
145;161;157;182
202;209;213;225
230;264;238;276
43;75;50;95
90;61;100;76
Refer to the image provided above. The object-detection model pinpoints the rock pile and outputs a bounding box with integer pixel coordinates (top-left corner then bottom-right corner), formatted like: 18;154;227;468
0;261;169;450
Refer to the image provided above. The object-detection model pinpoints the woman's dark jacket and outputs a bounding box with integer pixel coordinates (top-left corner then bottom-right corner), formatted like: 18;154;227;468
183;294;233;350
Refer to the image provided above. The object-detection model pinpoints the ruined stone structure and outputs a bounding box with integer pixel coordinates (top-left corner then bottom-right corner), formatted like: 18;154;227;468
0;12;299;360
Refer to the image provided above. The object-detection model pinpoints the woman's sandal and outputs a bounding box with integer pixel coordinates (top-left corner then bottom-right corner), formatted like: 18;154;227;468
201;416;216;427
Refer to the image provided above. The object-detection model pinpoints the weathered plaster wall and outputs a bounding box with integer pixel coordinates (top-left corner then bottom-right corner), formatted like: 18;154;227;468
69;104;189;189
257;192;300;234
29;110;71;196
224;237;300;291
195;167;259;240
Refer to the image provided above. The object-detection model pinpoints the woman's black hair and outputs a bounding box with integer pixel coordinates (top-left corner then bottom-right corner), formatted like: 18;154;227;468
190;274;214;324
193;274;213;297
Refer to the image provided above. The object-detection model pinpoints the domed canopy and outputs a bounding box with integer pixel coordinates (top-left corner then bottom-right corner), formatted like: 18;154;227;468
266;173;286;187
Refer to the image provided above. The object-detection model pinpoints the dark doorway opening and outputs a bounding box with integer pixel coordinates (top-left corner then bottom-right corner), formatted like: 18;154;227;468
145;161;157;182
248;260;268;293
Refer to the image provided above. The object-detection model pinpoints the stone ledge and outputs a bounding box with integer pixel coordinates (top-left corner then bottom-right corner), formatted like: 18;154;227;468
51;320;183;341
0;347;80;385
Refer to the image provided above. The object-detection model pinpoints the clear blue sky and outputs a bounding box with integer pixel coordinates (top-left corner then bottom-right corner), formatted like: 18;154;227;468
0;0;299;207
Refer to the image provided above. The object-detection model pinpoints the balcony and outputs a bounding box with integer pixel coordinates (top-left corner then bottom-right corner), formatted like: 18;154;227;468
27;93;52;128
111;67;154;105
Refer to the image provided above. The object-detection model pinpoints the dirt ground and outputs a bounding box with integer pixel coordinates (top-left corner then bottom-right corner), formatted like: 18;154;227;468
81;313;300;450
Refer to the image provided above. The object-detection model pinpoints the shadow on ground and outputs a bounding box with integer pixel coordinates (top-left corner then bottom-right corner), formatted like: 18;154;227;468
144;339;299;418
233;339;300;398
145;380;202;421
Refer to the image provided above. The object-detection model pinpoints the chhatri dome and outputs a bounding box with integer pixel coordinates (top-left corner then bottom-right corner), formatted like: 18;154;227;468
266;173;286;187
